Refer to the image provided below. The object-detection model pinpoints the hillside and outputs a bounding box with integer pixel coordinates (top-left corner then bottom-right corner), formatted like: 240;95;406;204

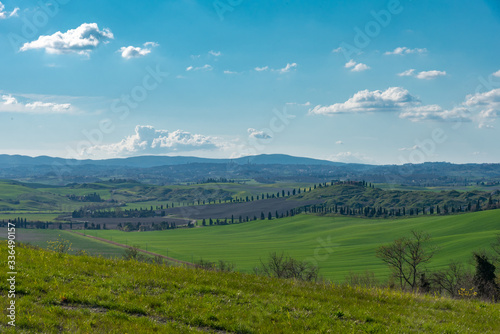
1;242;498;333
295;182;499;210
1;154;500;187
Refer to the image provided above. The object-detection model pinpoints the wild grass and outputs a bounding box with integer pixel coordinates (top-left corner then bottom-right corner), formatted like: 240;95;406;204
0;242;498;333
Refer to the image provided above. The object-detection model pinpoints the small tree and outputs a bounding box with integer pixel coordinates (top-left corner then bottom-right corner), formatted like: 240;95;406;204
473;253;498;300
123;245;145;261
431;261;470;297
376;230;435;291
258;252;318;282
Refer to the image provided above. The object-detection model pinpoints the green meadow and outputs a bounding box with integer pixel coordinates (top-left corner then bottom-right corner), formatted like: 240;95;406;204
82;209;500;281
1;242;499;333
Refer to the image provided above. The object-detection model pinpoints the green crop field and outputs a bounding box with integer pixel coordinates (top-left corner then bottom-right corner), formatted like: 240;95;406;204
81;209;500;282
0;228;125;258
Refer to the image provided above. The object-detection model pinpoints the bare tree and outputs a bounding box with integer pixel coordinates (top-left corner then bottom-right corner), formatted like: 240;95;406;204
376;230;435;291
259;252;318;282
431;261;470;297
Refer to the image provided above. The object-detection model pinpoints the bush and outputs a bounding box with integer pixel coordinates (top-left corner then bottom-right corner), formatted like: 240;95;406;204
47;235;72;255
123;245;145;261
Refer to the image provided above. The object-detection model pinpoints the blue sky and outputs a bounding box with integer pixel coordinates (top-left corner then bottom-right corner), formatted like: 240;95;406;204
0;0;499;164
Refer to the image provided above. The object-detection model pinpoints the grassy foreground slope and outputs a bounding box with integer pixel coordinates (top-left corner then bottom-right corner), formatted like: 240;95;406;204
84;209;500;281
1;243;499;334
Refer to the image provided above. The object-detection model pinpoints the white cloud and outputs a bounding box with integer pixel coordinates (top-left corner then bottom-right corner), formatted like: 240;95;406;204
335;141;343;145
118;41;159;59
286;101;311;107
352;63;370;72
345;59;370;72
2;94;18;105
0;94;73;114
275;63;297;74
345;59;356;68
492;70;500;78
223;70;240;75
415;70;447;80
385;47;428;55
332;47;343;53
327;152;374;164
398;145;420;151
144;42;159;48
0;2;19;19
398;69;416;77
463;88;500;128
119;46;151;59
309;87;419;115
209;50;221;57
25;101;71;112
255;66;269;72
20;23;113;55
254;63;297;74
248;128;272;139
83;125;221;157
186;64;213;71
397;69;446;80
399;105;471;123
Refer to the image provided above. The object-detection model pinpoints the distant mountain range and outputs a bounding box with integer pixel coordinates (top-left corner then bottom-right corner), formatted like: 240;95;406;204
0;154;343;168
0;154;499;187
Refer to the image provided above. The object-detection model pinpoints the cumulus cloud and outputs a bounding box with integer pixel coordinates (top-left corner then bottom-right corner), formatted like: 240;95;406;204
1;94;72;113
332;47;343;53
255;66;269;72
254;63;297;73
309;87;419;115
275;63;297;74
20;23;113;55
223;70;240;75
186;64;213;71
83;125;221;157
416;70;447;80
398;69;416;77
463;88;500;128
385;47;428;55
492;70;500;78
118;41;158;59
335;140;343;145
0;2;19;19
345;59;370;72
247;128;272;140
1;94;17;105
399;105;471;123
344;60;356;68
209;50;221;57
398;69;446;79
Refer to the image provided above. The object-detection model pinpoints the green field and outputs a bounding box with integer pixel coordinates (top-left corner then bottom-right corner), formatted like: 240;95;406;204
81;209;500;282
1;242;499;333
0;228;125;258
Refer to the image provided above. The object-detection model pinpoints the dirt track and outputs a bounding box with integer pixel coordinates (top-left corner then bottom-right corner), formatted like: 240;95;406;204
70;231;197;267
